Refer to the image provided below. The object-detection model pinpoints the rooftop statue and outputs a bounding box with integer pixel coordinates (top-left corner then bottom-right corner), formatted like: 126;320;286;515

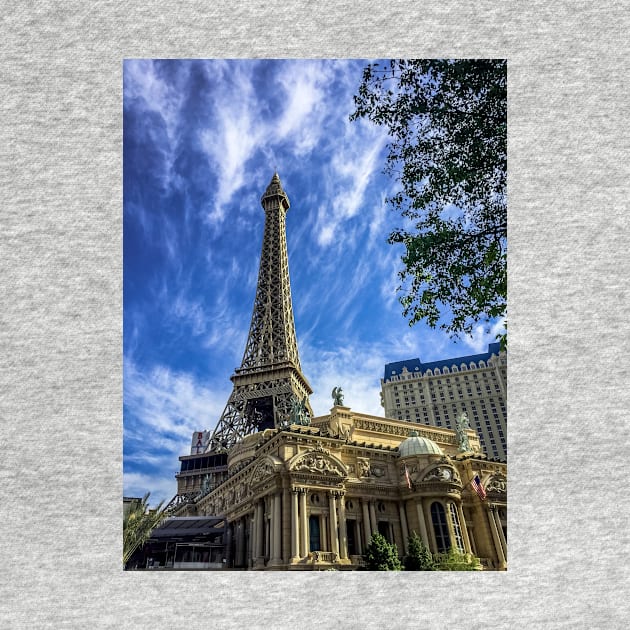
289;395;311;426
332;387;344;406
455;412;471;452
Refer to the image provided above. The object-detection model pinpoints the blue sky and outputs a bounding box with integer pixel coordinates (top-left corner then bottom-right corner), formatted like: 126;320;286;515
123;59;504;505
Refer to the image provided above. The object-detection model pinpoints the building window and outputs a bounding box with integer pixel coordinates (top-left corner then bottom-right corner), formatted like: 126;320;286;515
449;503;465;553
309;515;321;552
377;520;391;543
430;502;451;553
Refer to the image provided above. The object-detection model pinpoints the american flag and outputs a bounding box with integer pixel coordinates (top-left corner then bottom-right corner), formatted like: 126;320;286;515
471;474;487;500
404;464;412;489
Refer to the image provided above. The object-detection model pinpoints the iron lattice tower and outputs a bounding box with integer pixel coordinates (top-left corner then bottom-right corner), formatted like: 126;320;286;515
206;173;313;452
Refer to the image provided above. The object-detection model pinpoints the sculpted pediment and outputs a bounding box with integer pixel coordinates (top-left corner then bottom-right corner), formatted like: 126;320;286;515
420;464;461;485
288;446;347;478
250;455;283;485
485;473;507;494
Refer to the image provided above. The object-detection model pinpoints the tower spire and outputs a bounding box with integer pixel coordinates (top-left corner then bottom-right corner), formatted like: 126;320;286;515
207;172;313;452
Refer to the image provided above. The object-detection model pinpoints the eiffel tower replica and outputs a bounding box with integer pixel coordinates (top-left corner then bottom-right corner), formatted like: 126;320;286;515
206;172;313;453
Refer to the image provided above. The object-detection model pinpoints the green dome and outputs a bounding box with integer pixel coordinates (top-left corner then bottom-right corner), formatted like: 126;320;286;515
399;431;443;457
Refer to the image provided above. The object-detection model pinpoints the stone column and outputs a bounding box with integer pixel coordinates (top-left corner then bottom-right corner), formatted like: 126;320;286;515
399;502;409;555
271;492;282;565
468;525;478;556
338;493;348;560
493;506;508;559
487;505;507;567
321;514;328;551
249;514;256;568
369;501;377;535
225;523;233;568
236;518;245;567
418;499;437;553
329;492;340;557
250;510;257;567
282;487;291;563
265;498;271;560
356;520;362;555
291;489;300;561
362;499;371;547
299;489;308;558
255;500;264;564
445;501;458;552
420;499;437;553
457;502;473;554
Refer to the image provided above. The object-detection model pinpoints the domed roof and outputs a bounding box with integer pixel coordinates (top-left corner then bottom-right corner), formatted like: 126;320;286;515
398;431;443;457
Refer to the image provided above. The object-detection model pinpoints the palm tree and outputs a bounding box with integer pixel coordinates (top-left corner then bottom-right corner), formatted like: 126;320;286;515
123;493;165;567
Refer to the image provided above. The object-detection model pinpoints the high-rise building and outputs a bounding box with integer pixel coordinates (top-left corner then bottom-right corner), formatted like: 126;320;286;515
381;344;507;461
165;174;507;571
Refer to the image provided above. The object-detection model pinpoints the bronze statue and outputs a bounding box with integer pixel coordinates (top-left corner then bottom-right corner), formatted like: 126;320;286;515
289;395;311;426
332;387;344;406
455;412;471;452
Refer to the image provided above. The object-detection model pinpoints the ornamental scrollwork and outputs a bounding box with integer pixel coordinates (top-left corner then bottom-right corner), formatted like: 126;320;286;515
251;458;278;485
291;450;346;477
486;473;507;494
422;466;460;484
357;457;371;478
370;464;386;478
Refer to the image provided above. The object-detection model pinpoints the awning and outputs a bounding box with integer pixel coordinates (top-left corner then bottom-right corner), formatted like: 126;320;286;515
149;516;226;540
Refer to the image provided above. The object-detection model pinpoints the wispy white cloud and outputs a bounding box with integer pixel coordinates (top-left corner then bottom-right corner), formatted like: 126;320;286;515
172;294;208;336
313;123;389;249
303;344;386;418
379;248;403;311
124;59;188;193
125;60;187;142
461;317;506;353
123;471;179;507
275;60;332;155
124;359;230;449
124;358;233;502
199;63;265;224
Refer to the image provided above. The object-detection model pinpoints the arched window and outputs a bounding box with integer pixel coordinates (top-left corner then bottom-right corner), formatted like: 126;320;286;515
449;503;465;552
443;366;450;374
430;502;451;553
309;514;320;552
452;365;458;372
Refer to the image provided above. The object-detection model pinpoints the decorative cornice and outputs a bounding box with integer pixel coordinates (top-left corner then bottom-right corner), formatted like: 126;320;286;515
353;417;458;445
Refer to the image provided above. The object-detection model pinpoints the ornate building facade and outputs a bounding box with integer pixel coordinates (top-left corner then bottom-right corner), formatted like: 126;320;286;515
170;173;507;570
381;345;507;461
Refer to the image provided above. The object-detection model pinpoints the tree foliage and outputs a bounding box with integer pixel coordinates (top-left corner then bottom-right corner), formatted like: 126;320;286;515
404;532;435;571
364;532;403;571
351;59;507;346
434;547;482;571
123;492;166;567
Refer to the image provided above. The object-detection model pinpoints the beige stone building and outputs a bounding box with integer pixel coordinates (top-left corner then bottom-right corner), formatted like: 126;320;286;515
174;405;507;570
381;345;507;461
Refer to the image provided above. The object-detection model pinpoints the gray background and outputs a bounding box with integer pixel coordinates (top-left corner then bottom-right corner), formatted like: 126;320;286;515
1;1;628;628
